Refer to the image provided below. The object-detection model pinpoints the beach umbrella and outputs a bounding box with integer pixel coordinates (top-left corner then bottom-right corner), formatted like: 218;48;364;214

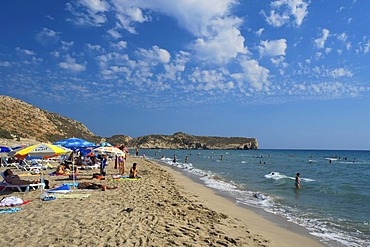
53;137;96;150
92;146;125;156
14;143;68;158
99;142;112;147
14;143;69;193
0;146;11;153
0;146;11;158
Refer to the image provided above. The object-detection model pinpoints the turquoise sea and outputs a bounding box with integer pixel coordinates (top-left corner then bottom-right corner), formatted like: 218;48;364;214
141;149;370;247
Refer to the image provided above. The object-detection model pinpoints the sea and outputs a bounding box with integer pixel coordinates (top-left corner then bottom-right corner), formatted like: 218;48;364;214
140;149;370;247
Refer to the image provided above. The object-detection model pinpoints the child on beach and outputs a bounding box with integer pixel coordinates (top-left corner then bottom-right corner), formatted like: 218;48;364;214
129;163;138;178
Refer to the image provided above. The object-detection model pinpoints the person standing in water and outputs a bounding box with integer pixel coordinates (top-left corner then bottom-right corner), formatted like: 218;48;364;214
295;173;301;189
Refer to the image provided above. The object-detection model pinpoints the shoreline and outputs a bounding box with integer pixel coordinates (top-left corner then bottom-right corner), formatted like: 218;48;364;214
155;160;324;247
0;139;324;246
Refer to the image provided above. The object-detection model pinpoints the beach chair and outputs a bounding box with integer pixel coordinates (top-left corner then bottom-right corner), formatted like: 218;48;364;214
1;158;17;168
0;172;44;192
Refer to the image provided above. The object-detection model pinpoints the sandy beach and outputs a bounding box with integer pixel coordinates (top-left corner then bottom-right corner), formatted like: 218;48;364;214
0;142;324;247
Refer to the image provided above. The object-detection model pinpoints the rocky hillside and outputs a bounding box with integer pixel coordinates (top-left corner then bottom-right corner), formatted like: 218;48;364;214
0;95;258;150
0;95;98;143
131;132;258;150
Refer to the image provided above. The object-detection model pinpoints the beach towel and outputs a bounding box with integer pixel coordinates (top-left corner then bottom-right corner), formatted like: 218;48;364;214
0;196;31;207
48;172;69;176
47;184;71;193
55;194;90;199
109;175;141;181
0;208;22;214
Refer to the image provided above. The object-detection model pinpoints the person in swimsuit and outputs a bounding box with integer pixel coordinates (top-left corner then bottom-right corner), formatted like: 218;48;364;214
118;154;125;175
77;182;118;191
295;173;301;189
3;169;50;189
129;163;138;178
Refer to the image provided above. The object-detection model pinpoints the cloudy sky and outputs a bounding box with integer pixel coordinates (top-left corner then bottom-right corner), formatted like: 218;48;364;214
1;0;369;149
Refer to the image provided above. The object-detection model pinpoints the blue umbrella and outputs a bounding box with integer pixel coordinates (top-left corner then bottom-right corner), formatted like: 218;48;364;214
0;146;11;153
53;137;96;150
99;142;112;147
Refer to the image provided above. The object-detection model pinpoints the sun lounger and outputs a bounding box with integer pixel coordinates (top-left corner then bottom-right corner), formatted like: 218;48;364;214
0;172;44;192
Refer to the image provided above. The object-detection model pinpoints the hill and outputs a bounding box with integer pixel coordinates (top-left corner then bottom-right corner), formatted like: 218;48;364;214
0;95;98;143
0;95;258;149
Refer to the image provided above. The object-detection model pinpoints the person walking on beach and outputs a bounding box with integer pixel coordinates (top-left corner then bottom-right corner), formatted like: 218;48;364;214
295;173;301;189
135;147;139;157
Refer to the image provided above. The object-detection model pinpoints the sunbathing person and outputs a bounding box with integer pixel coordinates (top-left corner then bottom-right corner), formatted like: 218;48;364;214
77;182;117;191
3;169;50;189
56;163;67;175
129;163;139;178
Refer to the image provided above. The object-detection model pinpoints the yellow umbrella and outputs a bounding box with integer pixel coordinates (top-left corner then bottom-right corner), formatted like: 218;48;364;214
15;143;68;158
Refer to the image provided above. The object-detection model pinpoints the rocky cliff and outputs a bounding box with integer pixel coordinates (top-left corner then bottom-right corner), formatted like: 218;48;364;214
0;95;258;150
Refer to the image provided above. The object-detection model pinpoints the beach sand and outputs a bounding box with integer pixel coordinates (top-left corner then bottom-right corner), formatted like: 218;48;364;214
0;150;324;246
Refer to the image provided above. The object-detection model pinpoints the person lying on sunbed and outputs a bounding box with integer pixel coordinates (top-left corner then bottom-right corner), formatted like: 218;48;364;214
3;169;50;189
77;182;117;191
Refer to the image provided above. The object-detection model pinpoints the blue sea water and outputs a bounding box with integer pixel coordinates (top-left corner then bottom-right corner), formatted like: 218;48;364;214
141;149;370;247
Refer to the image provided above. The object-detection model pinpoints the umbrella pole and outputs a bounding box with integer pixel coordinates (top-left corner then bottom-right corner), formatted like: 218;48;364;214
72;159;76;189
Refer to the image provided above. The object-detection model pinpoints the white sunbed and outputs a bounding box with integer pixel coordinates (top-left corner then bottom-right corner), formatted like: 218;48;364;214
0;172;44;192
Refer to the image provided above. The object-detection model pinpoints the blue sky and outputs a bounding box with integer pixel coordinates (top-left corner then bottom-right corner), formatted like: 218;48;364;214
0;0;369;150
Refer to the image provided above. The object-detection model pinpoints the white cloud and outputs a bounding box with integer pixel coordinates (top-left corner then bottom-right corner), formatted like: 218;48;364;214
240;59;270;91
112;0;247;64
258;39;287;57
336;32;347;42
111;41;127;50
112;1;149;34
255;28;264;36
87;43;103;51
66;0;109;26
189;67;233;92
262;0;309;27
107;29;122;39
16;47;35;56
162;51;190;81
138;45;171;64
330;68;353;78
58;55;86;72
314;28;330;49
36;27;60;45
0;61;12;67
364;39;370;54
191;23;247;64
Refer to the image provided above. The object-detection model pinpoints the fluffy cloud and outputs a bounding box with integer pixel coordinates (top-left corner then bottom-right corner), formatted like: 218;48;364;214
59;55;86;72
262;0;309;27
330;68;353;78
36;28;60;45
258;39;287;57
112;0;247;64
240;59;270;91
191;21;247;64
66;0;110;26
315;28;330;49
138;45;171;64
